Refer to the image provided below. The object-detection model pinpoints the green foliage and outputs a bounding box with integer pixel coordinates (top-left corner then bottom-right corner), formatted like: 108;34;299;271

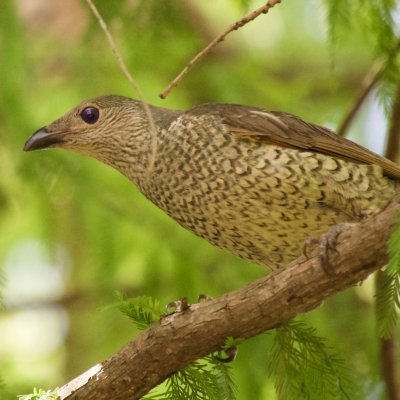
108;292;163;330
323;0;400;113
18;388;60;400
324;0;397;54
110;296;359;400
376;214;400;338
143;355;236;400
268;320;355;400
0;379;14;400
110;294;237;400
1;0;400;398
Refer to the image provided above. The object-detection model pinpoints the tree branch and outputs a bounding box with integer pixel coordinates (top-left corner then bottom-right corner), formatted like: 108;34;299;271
337;40;400;138
58;198;400;400
385;81;400;163
375;78;400;400
379;336;400;400
159;0;283;99
336;61;382;137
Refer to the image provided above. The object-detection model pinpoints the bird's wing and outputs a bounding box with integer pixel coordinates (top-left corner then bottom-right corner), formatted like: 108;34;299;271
216;106;400;179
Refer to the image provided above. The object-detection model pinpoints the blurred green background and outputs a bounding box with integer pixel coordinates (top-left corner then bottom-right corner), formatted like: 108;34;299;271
0;0;398;398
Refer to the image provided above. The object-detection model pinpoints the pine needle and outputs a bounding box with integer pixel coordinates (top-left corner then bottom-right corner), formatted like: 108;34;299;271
143;348;237;400
323;0;400;113
18;388;60;400
268;320;356;400
376;214;400;338
106;294;238;399
106;292;163;330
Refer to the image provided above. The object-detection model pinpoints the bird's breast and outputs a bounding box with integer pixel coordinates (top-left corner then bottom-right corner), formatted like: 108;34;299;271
135;128;397;269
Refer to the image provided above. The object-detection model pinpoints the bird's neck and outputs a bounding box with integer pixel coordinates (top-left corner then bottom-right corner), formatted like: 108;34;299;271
99;105;184;192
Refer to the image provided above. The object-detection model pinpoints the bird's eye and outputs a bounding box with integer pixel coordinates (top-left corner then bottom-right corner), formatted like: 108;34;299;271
80;107;99;124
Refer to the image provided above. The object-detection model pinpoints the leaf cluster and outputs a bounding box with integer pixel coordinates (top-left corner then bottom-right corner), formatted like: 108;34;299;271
108;295;359;400
268;320;356;400
112;293;237;400
324;0;400;113
17;388;60;400
107;292;163;330
376;213;400;338
143;356;236;400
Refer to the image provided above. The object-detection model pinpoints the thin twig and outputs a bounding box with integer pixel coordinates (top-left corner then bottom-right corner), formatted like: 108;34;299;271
385;81;400;162
85;0;158;179
159;0;283;99
337;40;400;137
336;61;382;137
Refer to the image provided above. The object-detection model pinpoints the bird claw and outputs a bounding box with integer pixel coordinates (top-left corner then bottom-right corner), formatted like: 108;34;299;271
165;294;213;315
303;236;319;259
303;223;353;275
166;297;190;314
198;294;213;302
212;346;238;363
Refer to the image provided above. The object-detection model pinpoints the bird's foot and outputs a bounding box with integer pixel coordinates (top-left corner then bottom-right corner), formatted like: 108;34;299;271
199;294;238;363
212;346;238;363
303;223;353;275
198;294;213;302
165;294;238;362
165;294;213;315
166;297;190;315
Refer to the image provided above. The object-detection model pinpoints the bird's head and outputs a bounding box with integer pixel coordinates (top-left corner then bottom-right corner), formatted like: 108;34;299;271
24;95;155;173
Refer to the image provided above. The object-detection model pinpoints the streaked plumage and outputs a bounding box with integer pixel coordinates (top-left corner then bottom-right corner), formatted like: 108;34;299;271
24;96;400;269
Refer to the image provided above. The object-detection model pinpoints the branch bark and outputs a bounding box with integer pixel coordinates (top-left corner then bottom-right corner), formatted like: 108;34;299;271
58;198;400;400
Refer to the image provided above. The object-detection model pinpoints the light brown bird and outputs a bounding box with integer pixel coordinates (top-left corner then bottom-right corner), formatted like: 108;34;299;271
24;96;400;269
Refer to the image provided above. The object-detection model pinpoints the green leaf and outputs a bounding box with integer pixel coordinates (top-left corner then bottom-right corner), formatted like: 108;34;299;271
268;320;355;400
376;213;400;338
0;379;14;400
143;344;237;400
210;358;237;400
106;292;163;330
323;0;400;101
18;388;60;400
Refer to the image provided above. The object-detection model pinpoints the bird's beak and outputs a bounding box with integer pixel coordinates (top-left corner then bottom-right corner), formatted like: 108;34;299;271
23;127;66;152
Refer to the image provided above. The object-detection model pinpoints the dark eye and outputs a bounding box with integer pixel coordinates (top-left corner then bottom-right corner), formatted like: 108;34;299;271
80;107;99;124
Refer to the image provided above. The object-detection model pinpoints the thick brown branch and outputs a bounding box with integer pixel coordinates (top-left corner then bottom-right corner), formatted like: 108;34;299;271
159;0;282;99
58;199;400;400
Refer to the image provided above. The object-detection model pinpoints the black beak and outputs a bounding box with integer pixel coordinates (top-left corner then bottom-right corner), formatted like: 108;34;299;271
23;127;65;152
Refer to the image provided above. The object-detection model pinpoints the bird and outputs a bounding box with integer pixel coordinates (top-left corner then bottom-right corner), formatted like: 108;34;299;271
24;95;400;269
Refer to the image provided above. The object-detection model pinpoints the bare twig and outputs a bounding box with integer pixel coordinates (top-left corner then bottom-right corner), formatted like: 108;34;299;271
159;0;283;99
85;0;158;179
58;198;400;400
385;81;400;162
336;61;382;137
337;40;400;138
